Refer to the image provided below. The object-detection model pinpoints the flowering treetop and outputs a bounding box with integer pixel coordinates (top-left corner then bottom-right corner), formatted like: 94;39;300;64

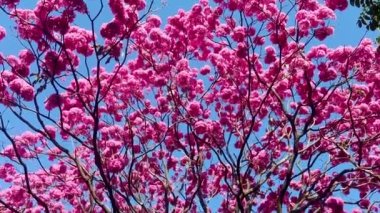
0;0;379;212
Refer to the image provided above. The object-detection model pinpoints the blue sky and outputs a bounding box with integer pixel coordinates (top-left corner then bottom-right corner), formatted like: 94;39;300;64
0;0;378;211
0;1;376;54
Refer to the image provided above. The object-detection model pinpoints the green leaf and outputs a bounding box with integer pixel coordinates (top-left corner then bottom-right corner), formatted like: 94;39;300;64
355;0;362;7
376;36;380;43
358;20;363;27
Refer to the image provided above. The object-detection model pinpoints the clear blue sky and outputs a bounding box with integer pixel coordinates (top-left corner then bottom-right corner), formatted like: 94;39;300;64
0;0;377;211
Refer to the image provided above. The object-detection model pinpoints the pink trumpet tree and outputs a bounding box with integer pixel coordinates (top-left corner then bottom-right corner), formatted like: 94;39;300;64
0;0;379;212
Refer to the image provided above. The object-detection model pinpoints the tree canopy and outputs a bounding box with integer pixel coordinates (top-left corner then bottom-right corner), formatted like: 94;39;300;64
0;0;379;212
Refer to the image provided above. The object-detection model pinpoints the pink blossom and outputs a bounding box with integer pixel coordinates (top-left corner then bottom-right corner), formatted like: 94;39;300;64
316;6;336;19
194;121;208;134
50;162;67;174
43;51;66;76
187;101;202;117
325;197;344;212
308;44;329;59
314;26;334;41
18;49;35;65
264;46;277;64
64;26;94;56
199;65;211;75
326;0;348;11
6;55;20;67
254;36;265;45
9;79;34;101
0;163;15;180
107;154;127;173
11;64;29;78
147;15;162;28
352;209;363;213
359;199;370;208
45;94;62;111
176;70;191;88
100;20;122;39
319;68;337;81
231;26;246;42
44;125;56;139
298;19;311;33
0;26;5;40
